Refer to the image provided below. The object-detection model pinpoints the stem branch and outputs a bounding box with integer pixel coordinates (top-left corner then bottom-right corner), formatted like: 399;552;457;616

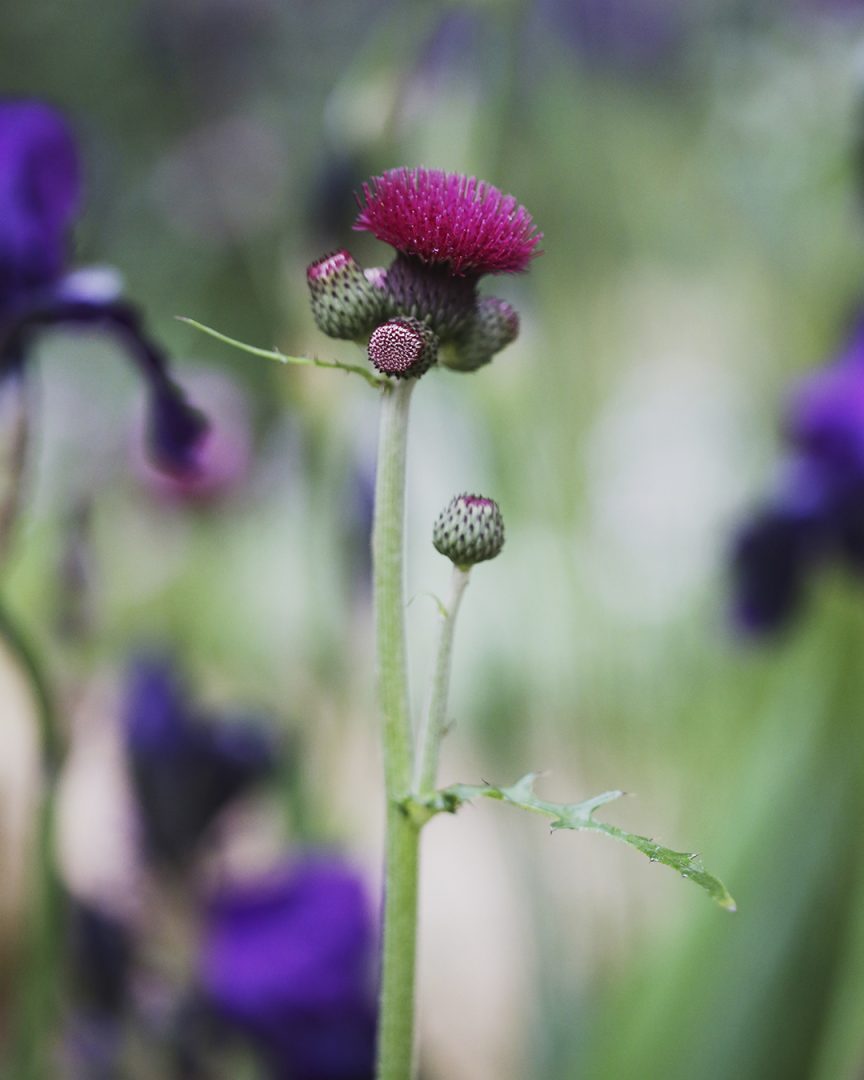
414;565;471;795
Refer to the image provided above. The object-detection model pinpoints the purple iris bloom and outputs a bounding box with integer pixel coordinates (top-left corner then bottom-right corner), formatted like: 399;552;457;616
786;314;864;478
732;500;825;634
540;0;687;77
732;313;864;634
124;655;276;865
0;99;206;474
200;857;376;1080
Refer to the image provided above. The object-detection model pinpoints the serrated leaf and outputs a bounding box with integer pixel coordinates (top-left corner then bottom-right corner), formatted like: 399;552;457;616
412;774;735;911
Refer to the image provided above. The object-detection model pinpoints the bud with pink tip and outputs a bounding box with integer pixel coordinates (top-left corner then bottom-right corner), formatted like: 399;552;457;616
432;493;505;567
306;249;388;341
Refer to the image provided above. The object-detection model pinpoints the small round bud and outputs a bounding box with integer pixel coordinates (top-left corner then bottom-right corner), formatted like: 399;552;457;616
368;318;438;380
442;297;520;373
306;249;388;341
432;493;505;567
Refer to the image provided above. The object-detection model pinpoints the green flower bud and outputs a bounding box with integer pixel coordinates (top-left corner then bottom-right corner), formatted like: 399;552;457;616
432;493;505;567
368;318;438;380
442;297;519;373
306;249;388;341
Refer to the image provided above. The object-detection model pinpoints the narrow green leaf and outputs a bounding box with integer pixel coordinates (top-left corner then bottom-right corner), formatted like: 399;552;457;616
177;317;386;389
411;774;736;911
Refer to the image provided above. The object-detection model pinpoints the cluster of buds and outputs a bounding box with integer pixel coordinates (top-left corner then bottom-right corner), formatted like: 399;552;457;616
306;168;540;382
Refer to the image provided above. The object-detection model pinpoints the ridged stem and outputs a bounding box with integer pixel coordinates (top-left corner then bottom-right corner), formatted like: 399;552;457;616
373;379;421;1080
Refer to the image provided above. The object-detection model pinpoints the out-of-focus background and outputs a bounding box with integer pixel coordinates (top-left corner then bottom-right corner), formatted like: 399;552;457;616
4;0;864;1077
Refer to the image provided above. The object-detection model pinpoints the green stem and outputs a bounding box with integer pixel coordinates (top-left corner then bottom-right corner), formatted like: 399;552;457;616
373;379;421;1080
0;380;64;1076
414;565;471;795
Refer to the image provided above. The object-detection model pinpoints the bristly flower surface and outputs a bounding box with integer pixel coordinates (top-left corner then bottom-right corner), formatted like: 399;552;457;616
354;168;542;278
368;317;437;380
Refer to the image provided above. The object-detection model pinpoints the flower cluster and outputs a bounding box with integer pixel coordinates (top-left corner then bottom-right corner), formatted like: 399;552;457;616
732;313;864;633
306;167;540;379
0;99;206;474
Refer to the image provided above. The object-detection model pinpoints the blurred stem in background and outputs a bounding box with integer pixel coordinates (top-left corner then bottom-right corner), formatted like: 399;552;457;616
0;375;28;570
0;365;62;1078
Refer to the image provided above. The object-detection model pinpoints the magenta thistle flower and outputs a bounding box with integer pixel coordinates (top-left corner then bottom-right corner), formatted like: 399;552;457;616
354;168;542;278
368;317;438;379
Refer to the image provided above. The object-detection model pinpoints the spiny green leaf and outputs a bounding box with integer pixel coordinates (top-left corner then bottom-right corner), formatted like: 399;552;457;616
411;774;735;911
177;317;386;389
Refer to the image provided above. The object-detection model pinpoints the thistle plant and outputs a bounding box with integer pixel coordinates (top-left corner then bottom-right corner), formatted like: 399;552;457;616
188;166;734;1078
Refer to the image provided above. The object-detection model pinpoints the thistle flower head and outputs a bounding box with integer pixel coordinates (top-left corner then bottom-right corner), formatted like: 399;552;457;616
368;317;438;380
354;168;542;278
433;493;505;567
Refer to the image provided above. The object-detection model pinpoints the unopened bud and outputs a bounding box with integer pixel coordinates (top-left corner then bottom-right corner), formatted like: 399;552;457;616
443;297;519;373
368;318;438;380
307;249;388;341
432;493;505;567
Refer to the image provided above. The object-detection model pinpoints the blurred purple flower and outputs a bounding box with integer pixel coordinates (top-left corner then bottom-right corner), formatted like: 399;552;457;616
63;901;133;1080
132;368;254;506
786;315;864;478
732;313;864;635
68;900;133;1016
539;0;687;78
200;857;376;1080
124;655;276;866
0;101;79;309
0;99;206;475
732;500;824;634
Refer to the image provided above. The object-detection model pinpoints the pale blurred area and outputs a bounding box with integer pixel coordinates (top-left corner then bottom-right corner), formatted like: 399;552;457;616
0;641;40;970
3;0;864;1077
